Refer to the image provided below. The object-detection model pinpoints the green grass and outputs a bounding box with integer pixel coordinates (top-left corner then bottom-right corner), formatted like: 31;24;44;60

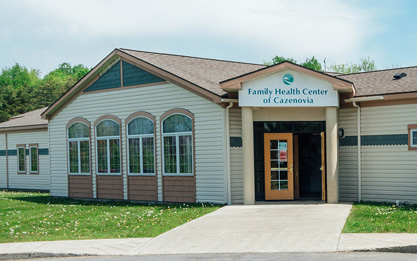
343;202;417;233
0;191;221;243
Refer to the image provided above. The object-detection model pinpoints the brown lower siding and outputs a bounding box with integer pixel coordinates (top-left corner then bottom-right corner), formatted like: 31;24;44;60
163;176;196;203
68;175;92;198
128;176;158;201
96;175;123;200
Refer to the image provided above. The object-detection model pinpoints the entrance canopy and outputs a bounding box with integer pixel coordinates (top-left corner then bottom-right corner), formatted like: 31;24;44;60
220;62;355;107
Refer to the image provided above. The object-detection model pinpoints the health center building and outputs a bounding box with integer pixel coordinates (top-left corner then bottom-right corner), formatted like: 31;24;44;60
1;48;417;205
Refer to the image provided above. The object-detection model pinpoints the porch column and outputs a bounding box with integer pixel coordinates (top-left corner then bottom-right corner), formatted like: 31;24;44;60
242;107;255;204
326;107;339;203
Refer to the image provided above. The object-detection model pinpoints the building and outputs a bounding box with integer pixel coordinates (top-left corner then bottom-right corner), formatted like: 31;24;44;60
1;48;417;204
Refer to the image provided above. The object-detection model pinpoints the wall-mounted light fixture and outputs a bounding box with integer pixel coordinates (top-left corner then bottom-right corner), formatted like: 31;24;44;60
338;128;345;138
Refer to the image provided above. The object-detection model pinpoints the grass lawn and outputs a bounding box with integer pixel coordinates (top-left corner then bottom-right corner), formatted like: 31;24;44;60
343;202;417;233
0;191;221;243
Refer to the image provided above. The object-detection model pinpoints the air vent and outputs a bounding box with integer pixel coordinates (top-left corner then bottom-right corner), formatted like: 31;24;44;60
393;72;407;79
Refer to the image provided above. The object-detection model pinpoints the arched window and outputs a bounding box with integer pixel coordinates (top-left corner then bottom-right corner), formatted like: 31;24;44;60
96;119;121;174
68;122;90;174
127;117;155;175
162;114;193;175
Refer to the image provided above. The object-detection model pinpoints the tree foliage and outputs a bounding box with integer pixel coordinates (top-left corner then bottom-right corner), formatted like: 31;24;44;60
0;63;89;122
329;57;376;74
265;55;375;74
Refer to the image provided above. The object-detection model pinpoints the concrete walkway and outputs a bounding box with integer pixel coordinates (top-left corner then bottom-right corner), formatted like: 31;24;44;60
1;204;417;257
131;204;352;254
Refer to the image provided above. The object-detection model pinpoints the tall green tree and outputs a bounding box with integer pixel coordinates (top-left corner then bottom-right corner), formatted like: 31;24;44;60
0;64;40;122
0;62;90;122
33;63;89;107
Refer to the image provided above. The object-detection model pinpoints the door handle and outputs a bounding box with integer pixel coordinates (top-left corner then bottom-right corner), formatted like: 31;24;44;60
289;165;293;173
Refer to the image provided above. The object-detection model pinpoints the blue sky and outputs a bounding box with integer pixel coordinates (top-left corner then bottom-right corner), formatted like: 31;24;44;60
1;0;416;75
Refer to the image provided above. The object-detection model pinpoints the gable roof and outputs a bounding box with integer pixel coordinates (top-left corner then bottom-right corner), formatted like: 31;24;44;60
120;49;266;97
42;48;265;119
220;61;355;93
0;108;48;132
336;66;417;97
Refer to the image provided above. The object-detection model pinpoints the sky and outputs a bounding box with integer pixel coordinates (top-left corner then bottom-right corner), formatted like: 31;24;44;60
1;0;417;76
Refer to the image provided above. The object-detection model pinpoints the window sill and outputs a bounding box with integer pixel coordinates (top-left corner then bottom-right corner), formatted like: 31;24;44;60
30;172;39;175
128;173;156;176
96;173;122;176
68;173;91;176
17;172;26;175
163;173;194;177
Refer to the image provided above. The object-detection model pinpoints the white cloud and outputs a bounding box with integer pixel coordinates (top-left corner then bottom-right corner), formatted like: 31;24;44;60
1;0;380;73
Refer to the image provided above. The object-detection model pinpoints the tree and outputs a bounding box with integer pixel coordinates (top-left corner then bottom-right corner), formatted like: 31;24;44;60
265;56;322;71
33;63;89;107
0;62;90;122
0;63;40;121
329;57;376;74
265;56;297;65
265;55;376;74
301;56;322;71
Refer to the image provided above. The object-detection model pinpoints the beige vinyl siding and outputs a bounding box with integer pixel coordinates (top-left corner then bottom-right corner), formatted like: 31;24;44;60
49;83;226;203
0;134;6;188
339;104;417;204
361;104;417;203
361;145;417;203
338;108;358;137
338;108;358;202
338;147;358;202
229;109;243;204
6;130;50;190
361;104;417;135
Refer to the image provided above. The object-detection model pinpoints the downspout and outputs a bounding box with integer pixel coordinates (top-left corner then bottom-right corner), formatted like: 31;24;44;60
222;98;237;205
345;96;384;203
352;102;361;202
5;133;8;189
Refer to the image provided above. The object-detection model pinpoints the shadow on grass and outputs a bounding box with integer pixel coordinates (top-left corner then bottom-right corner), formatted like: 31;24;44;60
8;193;223;210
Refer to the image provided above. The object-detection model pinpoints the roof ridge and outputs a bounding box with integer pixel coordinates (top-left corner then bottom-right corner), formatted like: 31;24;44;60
336;65;417;76
119;48;266;67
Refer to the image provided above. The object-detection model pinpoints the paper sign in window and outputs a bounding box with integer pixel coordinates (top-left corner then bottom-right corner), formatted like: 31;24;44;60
279;150;287;161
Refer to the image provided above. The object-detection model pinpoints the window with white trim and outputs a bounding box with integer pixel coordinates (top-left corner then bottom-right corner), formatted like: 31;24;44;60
127;117;155;175
96;120;121;174
29;145;39;173
68;122;90;174
162;114;193;175
17;145;26;173
410;128;417;147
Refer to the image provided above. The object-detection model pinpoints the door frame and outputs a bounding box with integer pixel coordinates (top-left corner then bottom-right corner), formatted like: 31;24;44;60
321;131;326;201
264;133;294;200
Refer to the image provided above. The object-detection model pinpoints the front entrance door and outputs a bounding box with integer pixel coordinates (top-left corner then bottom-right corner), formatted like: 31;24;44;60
264;133;294;200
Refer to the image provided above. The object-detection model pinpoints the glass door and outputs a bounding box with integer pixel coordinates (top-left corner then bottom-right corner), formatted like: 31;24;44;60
264;133;294;200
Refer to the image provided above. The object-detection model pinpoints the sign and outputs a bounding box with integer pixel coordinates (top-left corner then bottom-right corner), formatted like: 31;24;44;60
278;142;287;150
279;150;287;161
238;70;338;107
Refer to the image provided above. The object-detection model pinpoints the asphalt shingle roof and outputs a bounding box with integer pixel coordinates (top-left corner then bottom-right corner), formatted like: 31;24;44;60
336;66;417;96
0;108;48;129
120;49;266;96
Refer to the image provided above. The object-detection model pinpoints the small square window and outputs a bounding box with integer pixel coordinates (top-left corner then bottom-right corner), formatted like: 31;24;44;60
411;129;417;147
408;124;417;150
17;145;26;173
